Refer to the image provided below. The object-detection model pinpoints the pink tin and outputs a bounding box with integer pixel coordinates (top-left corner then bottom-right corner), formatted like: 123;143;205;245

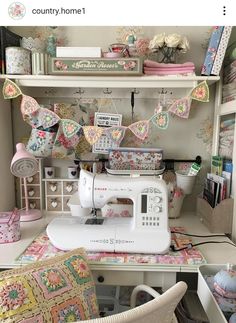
0;209;21;244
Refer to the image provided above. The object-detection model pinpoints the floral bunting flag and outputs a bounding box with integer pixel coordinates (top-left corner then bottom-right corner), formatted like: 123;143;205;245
168;97;191;119
24;110;43;128
38;108;61;128
2;78;22;99
128;120;149;140
151;112;169;129
83;126;103;145
61;119;82;138
20;95;41;116
105;126;127;145
190;81;209;102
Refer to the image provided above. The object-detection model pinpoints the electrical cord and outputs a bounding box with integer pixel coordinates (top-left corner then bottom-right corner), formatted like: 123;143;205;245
170;240;236;252
171;230;227;238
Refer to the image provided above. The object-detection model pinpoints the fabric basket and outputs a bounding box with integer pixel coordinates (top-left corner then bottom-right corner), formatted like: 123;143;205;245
0;209;20;244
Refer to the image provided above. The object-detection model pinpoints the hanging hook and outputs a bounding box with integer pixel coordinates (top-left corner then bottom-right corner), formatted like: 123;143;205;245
103;88;112;95
73;88;85;96
44;88;57;96
132;88;140;95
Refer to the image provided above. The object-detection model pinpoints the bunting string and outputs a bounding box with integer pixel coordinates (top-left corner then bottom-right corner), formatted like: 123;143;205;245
2;78;210;147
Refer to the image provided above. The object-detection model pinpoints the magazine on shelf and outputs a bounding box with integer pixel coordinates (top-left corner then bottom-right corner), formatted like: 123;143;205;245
203;178;220;208
207;173;227;202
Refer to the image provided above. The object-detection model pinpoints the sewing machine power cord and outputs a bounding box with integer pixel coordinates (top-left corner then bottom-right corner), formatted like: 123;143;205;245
170;231;236;251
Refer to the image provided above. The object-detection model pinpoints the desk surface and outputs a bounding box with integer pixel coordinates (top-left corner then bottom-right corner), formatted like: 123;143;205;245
0;212;236;272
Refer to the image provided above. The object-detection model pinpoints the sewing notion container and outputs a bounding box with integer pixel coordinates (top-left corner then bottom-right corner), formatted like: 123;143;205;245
108;147;163;170
6;46;31;75
198;264;236;323
0;210;20;243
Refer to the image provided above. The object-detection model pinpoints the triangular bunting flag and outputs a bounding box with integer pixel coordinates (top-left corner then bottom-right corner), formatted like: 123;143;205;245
151;112;169;129
190;81;209;102
38;108;61;128
83;126;103;145
105;126;127;145
61;119;82;138
128;120;149;140
2;79;22;99
20;95;41;116
168;97;191;119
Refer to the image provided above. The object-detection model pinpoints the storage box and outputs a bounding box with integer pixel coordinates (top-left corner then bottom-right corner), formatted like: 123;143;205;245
108;147;163;171
56;47;102;58
0;209;20;243
196;197;233;234
198;264;236;323
49;57;143;75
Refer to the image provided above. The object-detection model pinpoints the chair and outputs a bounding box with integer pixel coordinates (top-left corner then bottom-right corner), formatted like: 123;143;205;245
80;281;188;323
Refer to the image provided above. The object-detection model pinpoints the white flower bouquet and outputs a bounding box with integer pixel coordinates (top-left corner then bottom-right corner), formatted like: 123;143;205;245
149;33;190;63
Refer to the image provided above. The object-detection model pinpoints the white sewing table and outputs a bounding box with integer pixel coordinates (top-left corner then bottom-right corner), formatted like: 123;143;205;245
0;212;236;291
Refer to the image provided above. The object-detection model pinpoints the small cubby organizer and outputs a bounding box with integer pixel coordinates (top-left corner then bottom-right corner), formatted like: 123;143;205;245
20;158;43;211
197;197;234;234
43;178;79;212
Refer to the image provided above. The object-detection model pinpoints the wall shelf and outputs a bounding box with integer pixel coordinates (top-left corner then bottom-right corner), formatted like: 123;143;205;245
219;100;236;116
0;74;220;89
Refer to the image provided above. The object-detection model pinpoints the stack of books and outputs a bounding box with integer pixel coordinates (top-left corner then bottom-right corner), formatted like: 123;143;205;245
201;26;232;76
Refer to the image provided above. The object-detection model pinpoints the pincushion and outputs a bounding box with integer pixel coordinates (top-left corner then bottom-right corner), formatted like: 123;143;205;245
214;267;236;299
230;313;236;323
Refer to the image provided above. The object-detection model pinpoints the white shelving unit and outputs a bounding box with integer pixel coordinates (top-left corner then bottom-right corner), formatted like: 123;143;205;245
211;79;236;241
0;74;220;89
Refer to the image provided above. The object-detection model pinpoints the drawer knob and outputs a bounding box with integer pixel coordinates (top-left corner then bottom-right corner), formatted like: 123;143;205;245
97;275;104;283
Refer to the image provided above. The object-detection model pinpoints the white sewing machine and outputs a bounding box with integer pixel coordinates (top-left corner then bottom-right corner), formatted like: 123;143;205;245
47;170;171;254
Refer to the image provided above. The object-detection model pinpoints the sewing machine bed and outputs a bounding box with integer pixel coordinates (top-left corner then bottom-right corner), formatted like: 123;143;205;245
16;227;206;266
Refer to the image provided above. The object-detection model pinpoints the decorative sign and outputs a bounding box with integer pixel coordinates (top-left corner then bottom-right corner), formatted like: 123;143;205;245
49;57;143;75
93;112;122;154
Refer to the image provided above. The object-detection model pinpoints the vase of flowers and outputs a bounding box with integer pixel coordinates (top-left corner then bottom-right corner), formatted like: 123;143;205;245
149;33;189;63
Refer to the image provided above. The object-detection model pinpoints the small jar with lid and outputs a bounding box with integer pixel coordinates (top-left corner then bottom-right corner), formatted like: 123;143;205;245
6;47;31;75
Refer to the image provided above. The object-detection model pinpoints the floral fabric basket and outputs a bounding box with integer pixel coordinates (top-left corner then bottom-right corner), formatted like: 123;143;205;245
108;147;163;170
0;209;20;244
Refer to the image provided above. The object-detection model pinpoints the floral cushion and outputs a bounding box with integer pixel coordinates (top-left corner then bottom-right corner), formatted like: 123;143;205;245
0;248;99;322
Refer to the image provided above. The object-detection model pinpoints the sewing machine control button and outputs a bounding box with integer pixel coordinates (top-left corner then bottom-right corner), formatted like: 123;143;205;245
154;196;162;203
154;206;161;213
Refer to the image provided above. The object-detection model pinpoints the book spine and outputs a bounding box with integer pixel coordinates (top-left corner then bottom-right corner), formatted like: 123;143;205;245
201;26;224;76
211;26;232;76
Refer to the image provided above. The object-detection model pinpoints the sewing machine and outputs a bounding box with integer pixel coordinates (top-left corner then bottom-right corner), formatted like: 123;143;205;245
47;170;171;253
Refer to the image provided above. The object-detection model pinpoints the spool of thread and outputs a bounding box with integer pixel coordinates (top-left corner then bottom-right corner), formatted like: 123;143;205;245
6;47;31;75
32;52;48;75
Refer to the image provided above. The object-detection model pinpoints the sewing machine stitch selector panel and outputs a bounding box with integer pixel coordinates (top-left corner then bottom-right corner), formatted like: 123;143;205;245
139;187;165;228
